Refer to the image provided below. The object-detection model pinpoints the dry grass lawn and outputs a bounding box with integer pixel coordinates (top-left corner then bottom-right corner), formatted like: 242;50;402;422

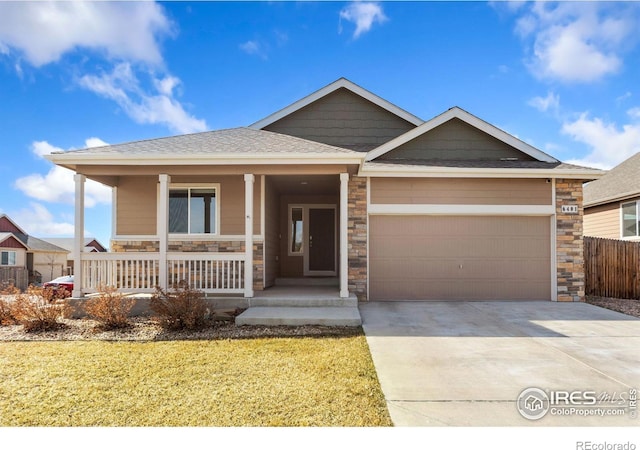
0;335;392;427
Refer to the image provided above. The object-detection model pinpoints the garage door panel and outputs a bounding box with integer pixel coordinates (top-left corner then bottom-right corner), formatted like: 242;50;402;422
371;279;550;301
369;215;551;301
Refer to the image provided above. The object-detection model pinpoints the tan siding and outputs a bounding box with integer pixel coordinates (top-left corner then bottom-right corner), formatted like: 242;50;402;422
264;88;415;151
584;202;620;239
379;118;536;161
116;176;157;235
32;252;67;283
369;215;551;301
118;175;262;236
370;178;552;205
264;177;280;287
0;247;26;266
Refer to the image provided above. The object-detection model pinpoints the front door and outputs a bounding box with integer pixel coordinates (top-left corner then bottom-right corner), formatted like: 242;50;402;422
307;207;336;275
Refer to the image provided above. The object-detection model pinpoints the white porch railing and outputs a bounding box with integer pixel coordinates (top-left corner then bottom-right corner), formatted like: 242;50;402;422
81;252;244;294
167;253;244;293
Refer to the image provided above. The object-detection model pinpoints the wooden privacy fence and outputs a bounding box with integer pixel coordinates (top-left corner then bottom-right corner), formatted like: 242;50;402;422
0;267;28;291
584;236;640;299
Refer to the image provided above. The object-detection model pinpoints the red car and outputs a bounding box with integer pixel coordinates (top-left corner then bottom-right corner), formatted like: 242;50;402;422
43;275;74;297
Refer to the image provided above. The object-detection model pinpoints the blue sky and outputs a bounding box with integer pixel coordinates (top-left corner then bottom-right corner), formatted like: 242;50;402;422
1;1;640;247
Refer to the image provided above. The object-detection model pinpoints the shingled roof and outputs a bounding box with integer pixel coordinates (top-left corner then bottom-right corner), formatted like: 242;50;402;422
53;127;362;157
584;152;640;207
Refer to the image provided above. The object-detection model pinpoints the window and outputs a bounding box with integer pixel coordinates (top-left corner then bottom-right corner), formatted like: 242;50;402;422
0;251;16;266
169;186;218;234
622;201;640;238
289;206;303;255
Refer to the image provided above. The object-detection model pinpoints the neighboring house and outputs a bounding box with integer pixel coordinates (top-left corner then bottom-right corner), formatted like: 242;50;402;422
584;152;640;240
46;78;603;302
40;237;107;275
0;215;69;289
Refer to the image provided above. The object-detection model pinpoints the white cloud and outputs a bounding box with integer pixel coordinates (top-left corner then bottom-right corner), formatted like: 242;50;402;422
239;40;268;60
0;2;173;67
85;137;109;149
15;140;112;208
11;203;75;236
339;2;388;39
627;107;640;120
512;2;639;83
0;2;204;136
528;91;560;113
617;91;633;105
78;63;207;134
562;111;640;169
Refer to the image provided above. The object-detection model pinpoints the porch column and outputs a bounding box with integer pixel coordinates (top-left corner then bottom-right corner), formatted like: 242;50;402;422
72;174;85;298
340;173;349;298
158;174;170;290
244;174;255;298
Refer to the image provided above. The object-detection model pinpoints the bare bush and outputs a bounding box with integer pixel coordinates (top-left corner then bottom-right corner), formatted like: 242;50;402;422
0;298;16;325
0;282;20;296
12;285;72;332
0;283;19;325
150;281;210;330
83;285;135;330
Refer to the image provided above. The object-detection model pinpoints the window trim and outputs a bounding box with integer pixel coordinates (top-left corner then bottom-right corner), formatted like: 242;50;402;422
0;250;17;266
168;183;221;236
288;205;304;257
621;200;640;239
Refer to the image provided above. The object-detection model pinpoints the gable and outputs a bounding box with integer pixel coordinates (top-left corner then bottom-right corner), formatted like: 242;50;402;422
0;216;25;234
262;88;417;152
86;239;107;252
584;152;640;207
377;118;536;162
0;235;27;249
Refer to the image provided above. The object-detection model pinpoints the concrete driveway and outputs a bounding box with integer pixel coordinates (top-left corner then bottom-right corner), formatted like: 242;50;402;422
360;301;640;426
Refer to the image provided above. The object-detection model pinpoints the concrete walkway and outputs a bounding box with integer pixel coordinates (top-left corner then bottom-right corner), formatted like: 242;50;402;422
360;301;640;426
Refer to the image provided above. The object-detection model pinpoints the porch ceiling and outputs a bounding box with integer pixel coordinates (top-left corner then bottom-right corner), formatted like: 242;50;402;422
269;175;339;195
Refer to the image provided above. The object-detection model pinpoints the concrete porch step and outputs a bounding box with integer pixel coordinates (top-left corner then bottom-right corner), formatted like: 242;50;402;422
275;277;339;287
235;306;362;327
249;294;357;308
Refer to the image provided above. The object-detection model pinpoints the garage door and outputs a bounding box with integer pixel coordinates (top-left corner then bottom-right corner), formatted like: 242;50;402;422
369;215;551;301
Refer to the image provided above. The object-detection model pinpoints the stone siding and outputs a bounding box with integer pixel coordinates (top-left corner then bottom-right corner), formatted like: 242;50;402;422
556;179;586;302
112;240;159;252
348;176;368;300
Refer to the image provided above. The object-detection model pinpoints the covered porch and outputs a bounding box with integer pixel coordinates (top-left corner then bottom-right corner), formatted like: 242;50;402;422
70;170;353;301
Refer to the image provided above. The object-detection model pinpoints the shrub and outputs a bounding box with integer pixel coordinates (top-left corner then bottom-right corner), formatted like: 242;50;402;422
150;281;210;330
12;285;72;332
0;283;19;325
0;282;19;296
0;298;16;326
83;285;135;330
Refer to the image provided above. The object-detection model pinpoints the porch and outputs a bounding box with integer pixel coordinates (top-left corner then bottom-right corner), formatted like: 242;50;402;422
71;171;353;300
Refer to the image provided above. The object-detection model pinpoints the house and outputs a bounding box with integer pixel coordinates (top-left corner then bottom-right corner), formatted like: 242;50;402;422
40;237;107;275
584;152;640;240
45;78;603;303
0;215;69;290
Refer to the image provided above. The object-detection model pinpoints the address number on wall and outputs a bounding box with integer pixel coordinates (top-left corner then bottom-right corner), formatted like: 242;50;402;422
561;205;578;214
